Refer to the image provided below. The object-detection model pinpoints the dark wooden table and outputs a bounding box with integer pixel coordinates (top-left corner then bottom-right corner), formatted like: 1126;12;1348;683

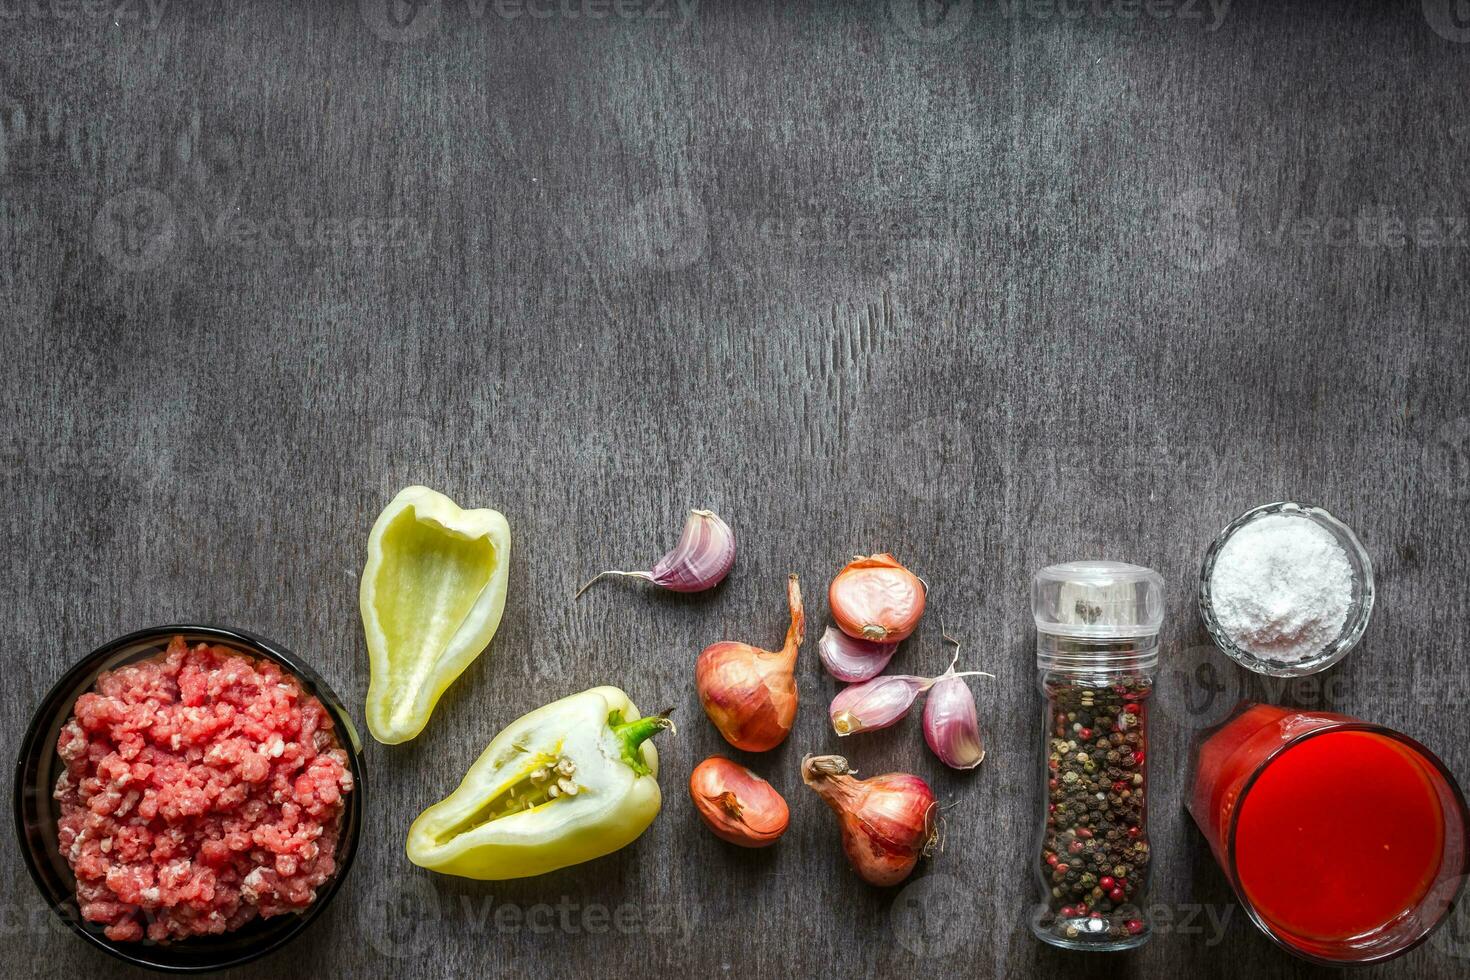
4;2;1470;977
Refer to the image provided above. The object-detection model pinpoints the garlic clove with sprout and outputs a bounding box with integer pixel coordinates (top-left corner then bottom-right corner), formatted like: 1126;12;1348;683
576;509;735;598
922;634;988;769
923;672;985;769
828;639;993;737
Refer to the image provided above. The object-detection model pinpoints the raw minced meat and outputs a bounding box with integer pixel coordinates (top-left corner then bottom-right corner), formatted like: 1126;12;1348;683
54;636;353;943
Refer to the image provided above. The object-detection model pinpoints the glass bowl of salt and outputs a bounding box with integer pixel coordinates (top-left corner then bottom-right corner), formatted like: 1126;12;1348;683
1199;502;1375;678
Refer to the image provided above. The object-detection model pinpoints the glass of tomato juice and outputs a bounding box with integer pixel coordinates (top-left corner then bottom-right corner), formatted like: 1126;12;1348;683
1188;703;1469;965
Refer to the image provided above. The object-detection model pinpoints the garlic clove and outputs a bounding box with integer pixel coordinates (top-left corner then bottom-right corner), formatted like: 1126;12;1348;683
923;673;986;769
818;626;897;683
576;509;735;598
828;634;994;738
649;509;736;592
921;634;992;768
829;675;932;735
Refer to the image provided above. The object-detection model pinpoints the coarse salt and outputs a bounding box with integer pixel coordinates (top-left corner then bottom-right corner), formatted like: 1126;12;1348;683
1209;514;1354;663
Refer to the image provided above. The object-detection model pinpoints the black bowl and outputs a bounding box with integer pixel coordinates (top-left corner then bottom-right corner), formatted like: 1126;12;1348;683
13;625;366;973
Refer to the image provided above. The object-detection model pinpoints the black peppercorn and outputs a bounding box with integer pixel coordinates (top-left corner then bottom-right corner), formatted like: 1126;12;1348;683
1037;676;1152;942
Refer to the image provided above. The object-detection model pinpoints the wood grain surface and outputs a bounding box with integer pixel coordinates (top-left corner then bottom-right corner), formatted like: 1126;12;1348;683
4;2;1470;978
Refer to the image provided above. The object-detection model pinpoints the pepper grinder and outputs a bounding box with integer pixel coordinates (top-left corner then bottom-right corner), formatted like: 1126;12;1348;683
1029;561;1164;951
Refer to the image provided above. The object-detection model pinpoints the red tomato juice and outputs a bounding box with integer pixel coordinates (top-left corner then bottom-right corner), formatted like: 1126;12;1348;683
1234;729;1443;941
1189;704;1465;960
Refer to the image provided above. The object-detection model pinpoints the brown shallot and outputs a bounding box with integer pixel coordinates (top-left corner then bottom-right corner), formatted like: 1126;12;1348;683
688;757;789;848
801;754;938;886
696;574;804;752
828;553;926;643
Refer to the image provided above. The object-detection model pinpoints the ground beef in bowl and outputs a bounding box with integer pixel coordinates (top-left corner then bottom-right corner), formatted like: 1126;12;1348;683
53;636;354;943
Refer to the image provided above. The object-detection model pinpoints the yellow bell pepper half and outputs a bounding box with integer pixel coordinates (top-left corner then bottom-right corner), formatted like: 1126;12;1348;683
406;686;673;880
360;486;512;744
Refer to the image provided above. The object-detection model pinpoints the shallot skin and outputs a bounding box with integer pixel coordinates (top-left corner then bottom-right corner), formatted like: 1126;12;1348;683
801;754;938;887
696;575;804;752
829;554;926;643
697;645;798;751
688;757;790;848
834;772;936;885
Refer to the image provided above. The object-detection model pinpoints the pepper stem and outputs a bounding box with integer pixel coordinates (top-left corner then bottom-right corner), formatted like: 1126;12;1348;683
610;709;675;776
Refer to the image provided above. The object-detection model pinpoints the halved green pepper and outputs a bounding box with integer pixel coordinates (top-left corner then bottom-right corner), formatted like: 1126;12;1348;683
360;486;511;744
406;686;673;879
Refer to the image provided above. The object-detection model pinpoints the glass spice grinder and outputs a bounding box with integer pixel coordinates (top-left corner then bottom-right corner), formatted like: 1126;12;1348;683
1030;561;1164;951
